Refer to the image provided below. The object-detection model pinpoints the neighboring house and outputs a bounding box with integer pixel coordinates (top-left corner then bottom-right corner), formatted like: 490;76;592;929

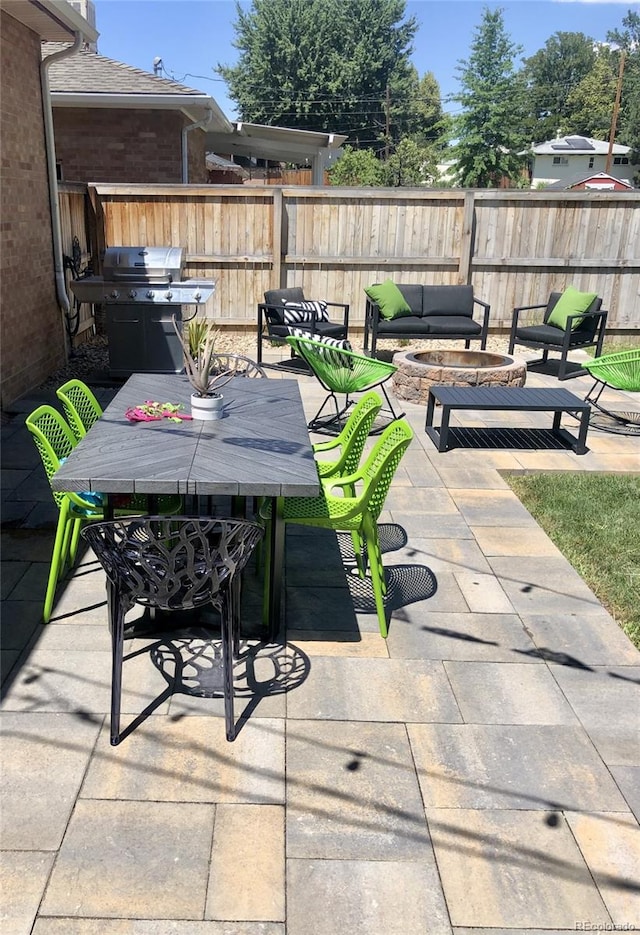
544;171;635;192
45;42;231;184
530;136;637;189
0;0;98;409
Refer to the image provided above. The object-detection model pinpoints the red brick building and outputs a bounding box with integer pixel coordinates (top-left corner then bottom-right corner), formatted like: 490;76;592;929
0;1;98;408
45;43;231;184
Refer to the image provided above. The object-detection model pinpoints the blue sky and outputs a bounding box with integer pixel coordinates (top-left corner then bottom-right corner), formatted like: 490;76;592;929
94;0;638;120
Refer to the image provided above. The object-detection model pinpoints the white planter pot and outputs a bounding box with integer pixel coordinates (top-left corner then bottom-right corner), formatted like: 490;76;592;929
191;393;224;421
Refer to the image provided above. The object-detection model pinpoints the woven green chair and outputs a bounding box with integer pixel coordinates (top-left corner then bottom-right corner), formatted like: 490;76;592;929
26;405;181;623
285;335;403;434
313;391;382;486
265;418;414;637
56;378;103;440
582;349;640;428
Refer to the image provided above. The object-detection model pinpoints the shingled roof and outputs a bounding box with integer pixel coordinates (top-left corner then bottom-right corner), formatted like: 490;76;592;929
43;42;208;97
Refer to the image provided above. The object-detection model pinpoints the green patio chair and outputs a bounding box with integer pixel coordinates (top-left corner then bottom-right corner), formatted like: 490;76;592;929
263;418;414;637
581;348;640;430
285;335;403;434
26;405;181;623
56;378;103;440
313;391;383;485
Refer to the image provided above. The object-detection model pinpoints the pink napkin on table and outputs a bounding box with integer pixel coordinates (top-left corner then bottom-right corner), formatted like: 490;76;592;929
125;401;193;423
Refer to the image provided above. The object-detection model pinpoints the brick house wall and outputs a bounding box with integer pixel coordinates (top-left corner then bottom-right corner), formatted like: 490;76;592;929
53;108;208;183
1;11;65;408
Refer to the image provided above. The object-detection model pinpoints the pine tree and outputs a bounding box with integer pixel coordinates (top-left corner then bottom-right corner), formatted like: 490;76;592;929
451;7;528;187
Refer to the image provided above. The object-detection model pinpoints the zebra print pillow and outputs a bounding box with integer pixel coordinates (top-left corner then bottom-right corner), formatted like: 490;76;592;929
287;326;352;352
282;299;330;324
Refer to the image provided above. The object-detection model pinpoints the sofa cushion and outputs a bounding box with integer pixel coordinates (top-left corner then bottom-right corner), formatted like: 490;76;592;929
365;280;412;319
376;315;429;336
422;284;474;317
427;316;481;335
515;323;595;347
546;286;598;331
396;284;424;315
287;326;352;351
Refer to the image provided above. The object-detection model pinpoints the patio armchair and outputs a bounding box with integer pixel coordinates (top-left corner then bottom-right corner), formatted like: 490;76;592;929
25;405;181;622
257;287;349;372
285;334;403;434
210;353;267;379
508;289;607;381
81;516;264;744
261;419;414;637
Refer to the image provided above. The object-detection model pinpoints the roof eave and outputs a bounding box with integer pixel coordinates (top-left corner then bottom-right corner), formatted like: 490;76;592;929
50;92;233;131
0;0;98;42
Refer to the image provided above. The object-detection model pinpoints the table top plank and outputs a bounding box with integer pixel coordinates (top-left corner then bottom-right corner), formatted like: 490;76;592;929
52;374;320;498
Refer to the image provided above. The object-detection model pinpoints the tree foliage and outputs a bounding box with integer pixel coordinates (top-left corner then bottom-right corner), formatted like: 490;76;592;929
218;0;419;149
522;32;596;142
327;146;385;186
565;50;619;140
608;10;640;154
451;7;528;187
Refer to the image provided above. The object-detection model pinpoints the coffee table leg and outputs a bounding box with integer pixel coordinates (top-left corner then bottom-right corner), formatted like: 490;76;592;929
576;408;589;454
425;392;435;431
439;405;451;452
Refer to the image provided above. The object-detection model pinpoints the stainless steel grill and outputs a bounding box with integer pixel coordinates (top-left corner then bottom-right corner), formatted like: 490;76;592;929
69;246;215;378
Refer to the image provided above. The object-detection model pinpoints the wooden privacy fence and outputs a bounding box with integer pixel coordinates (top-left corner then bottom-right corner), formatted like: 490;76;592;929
78;184;639;333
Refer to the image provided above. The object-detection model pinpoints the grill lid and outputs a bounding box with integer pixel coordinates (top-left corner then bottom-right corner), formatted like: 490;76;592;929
103;246;185;283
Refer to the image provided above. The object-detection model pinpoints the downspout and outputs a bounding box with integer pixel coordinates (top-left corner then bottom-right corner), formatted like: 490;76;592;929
182;107;213;183
41;32;84;355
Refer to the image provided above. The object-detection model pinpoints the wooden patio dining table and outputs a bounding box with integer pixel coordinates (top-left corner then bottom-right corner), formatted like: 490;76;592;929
51;372;320;638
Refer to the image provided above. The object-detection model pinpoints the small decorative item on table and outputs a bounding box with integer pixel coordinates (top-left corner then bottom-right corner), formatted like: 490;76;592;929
125;401;193;422
172;316;234;420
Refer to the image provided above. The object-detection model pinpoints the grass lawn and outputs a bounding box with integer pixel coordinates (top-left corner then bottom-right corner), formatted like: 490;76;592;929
506;472;640;649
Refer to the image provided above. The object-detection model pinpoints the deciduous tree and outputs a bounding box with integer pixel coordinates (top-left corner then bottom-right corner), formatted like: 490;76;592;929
218;0;419;150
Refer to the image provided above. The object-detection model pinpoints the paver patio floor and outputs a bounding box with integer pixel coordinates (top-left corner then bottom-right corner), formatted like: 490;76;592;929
1;347;639;934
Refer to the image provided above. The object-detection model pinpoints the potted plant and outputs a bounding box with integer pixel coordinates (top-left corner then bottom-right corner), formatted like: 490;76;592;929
172;315;234;420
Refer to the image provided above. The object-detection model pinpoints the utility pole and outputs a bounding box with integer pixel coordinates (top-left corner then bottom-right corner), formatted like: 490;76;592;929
384;84;391;160
606;51;626;175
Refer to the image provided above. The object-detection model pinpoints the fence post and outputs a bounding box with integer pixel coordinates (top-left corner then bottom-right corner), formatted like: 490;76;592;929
272;187;283;289
458;190;475;284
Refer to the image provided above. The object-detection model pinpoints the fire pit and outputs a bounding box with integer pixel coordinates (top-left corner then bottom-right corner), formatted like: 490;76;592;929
392;348;527;403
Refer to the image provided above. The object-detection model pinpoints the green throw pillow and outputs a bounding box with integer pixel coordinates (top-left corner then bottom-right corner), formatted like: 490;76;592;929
547;286;598;331
364;280;412;320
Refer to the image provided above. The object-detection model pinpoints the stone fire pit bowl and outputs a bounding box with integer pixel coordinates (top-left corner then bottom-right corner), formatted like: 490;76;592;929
392;348;527;404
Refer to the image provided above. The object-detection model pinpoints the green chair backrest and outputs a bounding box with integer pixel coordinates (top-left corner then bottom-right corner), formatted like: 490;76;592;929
56;379;103;440
314;391;382;479
286;335;396;394
26;405;78;509
355;418;413;521
581;348;640;391
316;419;413;525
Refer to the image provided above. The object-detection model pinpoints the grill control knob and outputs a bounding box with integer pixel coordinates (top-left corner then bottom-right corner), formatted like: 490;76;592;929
194;291;202;302
165;291;173;300
110;290;119;299
146;290;155;299
128;290;137;299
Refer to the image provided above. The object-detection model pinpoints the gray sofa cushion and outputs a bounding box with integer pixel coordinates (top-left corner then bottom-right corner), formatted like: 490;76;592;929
422;285;474;317
396;284;424;316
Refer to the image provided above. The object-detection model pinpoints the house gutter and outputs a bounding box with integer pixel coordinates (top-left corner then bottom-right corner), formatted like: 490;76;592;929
181;107;214;183
40;32;85;346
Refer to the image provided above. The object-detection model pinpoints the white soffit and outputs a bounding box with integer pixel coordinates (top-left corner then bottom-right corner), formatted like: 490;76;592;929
1;0;98;41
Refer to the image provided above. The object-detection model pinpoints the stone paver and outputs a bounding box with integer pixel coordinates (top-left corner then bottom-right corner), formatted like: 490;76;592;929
40;800;215;919
2;355;639;931
427;808;611;929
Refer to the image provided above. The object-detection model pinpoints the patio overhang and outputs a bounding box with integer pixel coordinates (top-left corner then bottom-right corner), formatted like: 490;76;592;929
205;121;347;185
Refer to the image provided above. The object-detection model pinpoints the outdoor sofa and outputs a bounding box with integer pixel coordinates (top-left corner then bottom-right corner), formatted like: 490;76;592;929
363;282;490;356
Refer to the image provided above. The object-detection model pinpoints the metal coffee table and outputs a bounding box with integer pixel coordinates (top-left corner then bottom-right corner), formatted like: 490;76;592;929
425;386;590;454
